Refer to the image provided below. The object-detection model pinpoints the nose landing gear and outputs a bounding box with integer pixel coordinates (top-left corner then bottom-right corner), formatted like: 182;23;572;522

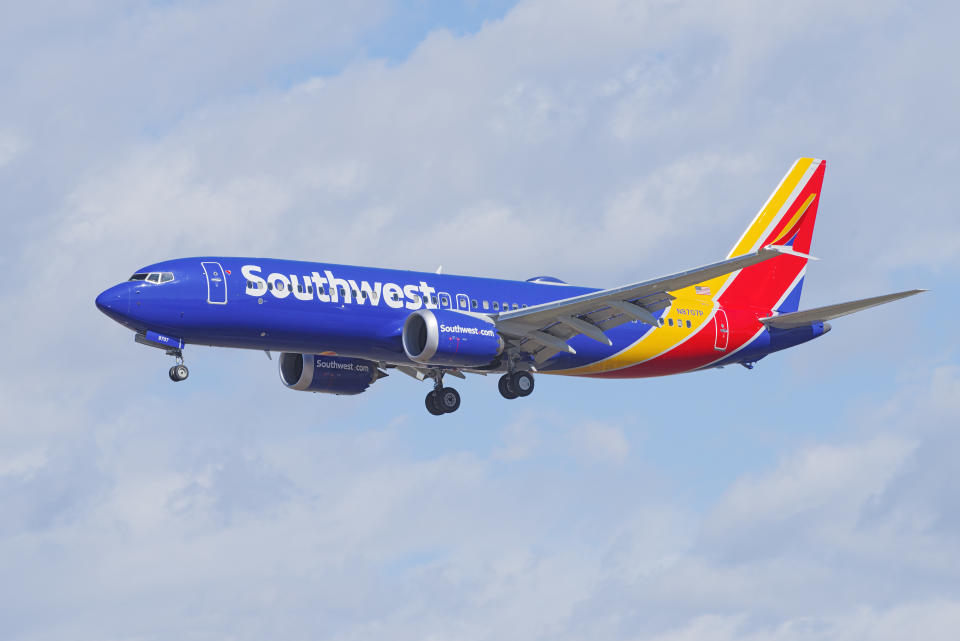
133;331;190;383
168;351;189;382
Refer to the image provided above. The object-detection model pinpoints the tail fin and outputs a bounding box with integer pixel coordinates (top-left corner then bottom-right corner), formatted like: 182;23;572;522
716;158;826;313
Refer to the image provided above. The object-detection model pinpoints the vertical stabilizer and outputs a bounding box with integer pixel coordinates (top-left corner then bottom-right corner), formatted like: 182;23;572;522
716;158;825;313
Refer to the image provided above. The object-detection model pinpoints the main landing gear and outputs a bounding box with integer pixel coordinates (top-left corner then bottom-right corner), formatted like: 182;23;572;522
167;350;189;382
426;386;461;415
425;371;461;416
498;371;534;400
419;368;535;415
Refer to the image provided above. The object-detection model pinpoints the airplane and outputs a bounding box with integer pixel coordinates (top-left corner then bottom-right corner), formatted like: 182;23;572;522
95;158;923;415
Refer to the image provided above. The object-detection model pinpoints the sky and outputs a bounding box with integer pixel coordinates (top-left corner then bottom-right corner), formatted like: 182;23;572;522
1;0;959;639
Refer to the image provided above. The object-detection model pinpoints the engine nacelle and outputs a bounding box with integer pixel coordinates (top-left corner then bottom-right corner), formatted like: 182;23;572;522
278;353;382;395
402;309;504;368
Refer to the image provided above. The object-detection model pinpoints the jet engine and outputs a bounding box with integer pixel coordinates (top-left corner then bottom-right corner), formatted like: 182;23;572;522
402;309;504;368
278;353;384;395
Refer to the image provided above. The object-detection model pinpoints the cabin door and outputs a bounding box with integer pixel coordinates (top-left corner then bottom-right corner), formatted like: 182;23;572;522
713;308;729;351
201;261;228;305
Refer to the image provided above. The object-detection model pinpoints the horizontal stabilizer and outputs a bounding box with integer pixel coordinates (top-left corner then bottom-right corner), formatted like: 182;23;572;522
760;289;926;329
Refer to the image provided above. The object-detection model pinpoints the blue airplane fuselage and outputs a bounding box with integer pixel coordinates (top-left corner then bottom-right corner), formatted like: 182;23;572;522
95;256;825;377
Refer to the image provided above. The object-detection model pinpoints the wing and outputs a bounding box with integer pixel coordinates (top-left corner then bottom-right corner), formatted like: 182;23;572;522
495;245;807;363
759;289;925;329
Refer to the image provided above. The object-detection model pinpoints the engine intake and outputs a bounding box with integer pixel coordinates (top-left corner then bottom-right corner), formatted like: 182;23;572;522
279;353;382;395
402;309;504;368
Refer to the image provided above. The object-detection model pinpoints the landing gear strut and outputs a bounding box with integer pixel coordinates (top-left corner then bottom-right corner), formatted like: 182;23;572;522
167;350;189;382
498;371;534;399
424;370;460;415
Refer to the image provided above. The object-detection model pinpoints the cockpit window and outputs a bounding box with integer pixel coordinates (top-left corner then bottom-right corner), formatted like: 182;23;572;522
130;271;174;283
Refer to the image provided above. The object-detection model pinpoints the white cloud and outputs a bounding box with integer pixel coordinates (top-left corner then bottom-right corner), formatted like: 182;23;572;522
1;0;959;639
643;602;960;641
568;421;631;465
495;416;542;461
2;338;959;639
702;435;915;552
560;365;960;640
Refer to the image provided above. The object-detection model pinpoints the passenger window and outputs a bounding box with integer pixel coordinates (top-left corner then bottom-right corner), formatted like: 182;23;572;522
686;320;691;328
441;295;449;306
503;302;509;310
471;299;478;310
267;282;273;290
522;304;528;308
483;300;490;310
147;273;160;283
493;301;500;311
512;303;519;310
277;282;285;291
668;318;674;326
307;286;313;294
431;295;438;305
297;285;303;293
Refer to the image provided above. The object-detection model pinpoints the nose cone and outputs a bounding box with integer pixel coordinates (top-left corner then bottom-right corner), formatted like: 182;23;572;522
95;284;130;322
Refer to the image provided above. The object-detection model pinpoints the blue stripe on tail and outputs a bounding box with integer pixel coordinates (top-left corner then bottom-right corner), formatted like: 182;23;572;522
776;276;804;314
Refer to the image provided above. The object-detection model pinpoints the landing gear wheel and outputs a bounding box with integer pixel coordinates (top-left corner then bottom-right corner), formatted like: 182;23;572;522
437;387;461;413
169;364;189;382
510;371;534;397
425;391;445;416
498;374;518;399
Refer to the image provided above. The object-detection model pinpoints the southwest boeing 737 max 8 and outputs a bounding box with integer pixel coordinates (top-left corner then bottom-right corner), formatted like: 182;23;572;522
96;158;922;415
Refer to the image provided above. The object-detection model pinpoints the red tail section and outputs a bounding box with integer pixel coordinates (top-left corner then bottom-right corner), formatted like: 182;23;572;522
717;158;825;314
